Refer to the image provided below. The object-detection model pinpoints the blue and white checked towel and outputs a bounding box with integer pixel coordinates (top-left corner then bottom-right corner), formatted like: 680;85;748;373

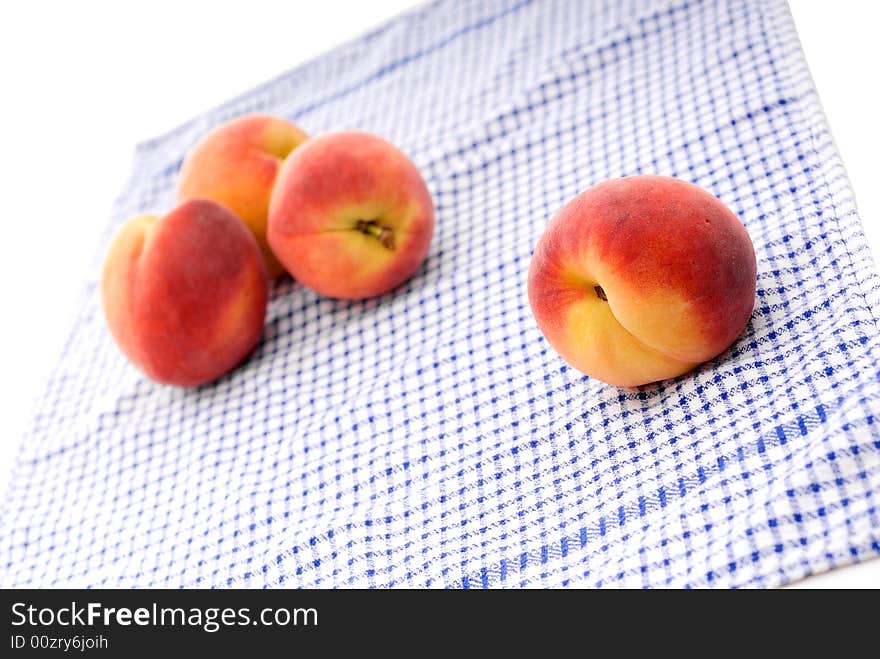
2;0;878;588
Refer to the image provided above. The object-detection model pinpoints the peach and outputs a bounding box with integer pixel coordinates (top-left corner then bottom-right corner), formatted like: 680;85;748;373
177;113;308;278
101;199;268;386
267;131;434;299
528;175;756;387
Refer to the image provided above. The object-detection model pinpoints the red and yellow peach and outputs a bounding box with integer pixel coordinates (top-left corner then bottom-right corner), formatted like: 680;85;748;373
101;199;268;386
528;175;756;387
267;131;434;299
177;113;308;278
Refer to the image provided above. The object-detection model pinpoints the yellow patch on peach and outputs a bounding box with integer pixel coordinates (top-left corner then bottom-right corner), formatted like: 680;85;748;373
547;260;698;387
561;294;698;388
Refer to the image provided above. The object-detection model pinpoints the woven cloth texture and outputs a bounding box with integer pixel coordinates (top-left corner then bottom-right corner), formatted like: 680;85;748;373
2;0;879;588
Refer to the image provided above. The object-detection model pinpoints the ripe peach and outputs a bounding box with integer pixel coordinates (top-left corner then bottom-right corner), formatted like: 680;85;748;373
267;131;434;299
528;175;756;387
101;199;268;386
177;113;308;278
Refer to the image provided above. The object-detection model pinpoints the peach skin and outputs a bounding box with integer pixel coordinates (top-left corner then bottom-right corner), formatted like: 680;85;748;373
267;131;434;299
177;113;308;278
528;175;756;387
101;199;268;387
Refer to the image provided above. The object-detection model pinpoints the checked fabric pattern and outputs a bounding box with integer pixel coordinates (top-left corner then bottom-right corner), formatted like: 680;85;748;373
2;0;879;588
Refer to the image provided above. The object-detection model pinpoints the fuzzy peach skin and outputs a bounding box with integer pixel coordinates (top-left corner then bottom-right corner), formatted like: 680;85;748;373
101;199;269;386
528;175;757;387
177;113;308;278
267;131;434;299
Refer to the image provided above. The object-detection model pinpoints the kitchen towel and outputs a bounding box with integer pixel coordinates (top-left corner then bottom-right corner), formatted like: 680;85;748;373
2;0;878;588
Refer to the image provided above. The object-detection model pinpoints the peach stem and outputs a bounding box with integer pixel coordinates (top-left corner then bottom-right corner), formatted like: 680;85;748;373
594;285;608;301
356;220;395;249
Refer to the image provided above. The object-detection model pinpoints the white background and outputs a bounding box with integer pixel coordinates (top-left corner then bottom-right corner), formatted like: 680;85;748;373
0;1;876;588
